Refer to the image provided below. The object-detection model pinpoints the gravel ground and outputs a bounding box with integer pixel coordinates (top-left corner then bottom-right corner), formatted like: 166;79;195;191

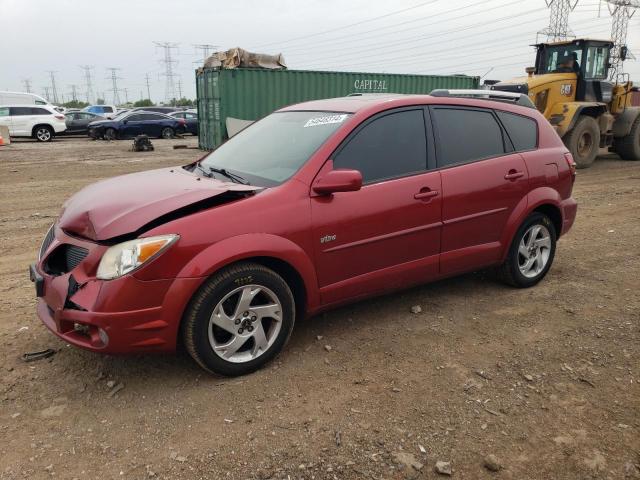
0;137;639;480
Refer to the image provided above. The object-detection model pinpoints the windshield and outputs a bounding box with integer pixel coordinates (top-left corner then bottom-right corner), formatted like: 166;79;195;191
540;45;583;74
199;111;351;185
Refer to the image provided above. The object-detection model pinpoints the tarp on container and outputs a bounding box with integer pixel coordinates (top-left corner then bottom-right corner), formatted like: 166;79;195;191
204;47;286;70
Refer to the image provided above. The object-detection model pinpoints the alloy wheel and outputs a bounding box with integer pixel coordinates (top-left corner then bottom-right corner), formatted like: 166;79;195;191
208;284;283;363
518;224;552;278
36;128;51;141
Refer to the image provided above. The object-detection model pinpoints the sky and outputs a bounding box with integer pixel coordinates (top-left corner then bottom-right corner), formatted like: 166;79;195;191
1;0;639;105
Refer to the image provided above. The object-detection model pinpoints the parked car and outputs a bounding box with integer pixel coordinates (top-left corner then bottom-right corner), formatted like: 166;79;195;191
129;106;180;114
30;92;577;376
169;109;198;135
0;91;64;113
87;111;186;140
0;105;66;141
63;111;104;135
82;105;118;119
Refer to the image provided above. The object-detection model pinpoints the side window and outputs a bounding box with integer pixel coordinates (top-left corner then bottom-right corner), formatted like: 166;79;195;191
584;46;608;79
173;113;185;119
35;100;46;105
10;107;33;116
126;114;142;121
103;107;113;113
0;107;9;117
31;108;51;115
187;113;197;119
333;109;427;183
496;111;537;151
144;114;165;120
432;108;505;167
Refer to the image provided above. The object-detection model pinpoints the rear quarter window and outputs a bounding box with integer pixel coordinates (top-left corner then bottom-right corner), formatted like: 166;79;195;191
496;111;538;151
32;108;51;115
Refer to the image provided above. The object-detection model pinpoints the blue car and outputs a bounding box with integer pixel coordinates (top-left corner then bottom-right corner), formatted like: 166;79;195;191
88;111;186;140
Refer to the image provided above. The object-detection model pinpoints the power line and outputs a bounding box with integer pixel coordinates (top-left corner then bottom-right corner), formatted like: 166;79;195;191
106;67;123;105
46;71;59;104
154;41;179;102
79;65;95;104
254;0;440;49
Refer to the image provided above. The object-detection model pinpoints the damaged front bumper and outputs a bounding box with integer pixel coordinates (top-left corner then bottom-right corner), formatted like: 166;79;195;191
30;227;202;354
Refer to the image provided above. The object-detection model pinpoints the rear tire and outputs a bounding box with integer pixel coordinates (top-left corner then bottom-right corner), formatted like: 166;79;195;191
161;127;175;139
497;212;557;288
563;116;599;169
614;115;640;161
33;125;53;142
182;262;295;376
104;128;117;141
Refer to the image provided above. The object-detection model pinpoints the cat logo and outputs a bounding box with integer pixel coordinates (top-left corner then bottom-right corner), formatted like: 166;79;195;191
560;84;572;96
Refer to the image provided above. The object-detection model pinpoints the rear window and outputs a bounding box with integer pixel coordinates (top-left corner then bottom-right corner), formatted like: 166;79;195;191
0;107;8;117
432;107;506;167
496;111;538;151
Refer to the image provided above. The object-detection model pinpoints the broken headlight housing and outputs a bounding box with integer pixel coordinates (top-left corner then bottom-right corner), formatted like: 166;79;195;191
534;89;549;113
96;234;179;280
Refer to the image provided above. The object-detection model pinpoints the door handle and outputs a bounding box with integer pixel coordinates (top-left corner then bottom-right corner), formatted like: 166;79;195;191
504;170;524;180
414;189;439;200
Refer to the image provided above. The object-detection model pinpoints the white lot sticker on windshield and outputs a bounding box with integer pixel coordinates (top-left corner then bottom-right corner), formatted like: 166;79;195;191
304;114;348;128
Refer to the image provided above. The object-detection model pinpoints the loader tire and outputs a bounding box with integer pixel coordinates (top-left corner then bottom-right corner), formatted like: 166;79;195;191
563;116;599;169
614;115;640;161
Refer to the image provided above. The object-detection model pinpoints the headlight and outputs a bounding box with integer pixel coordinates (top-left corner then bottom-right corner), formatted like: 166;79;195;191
96;234;179;280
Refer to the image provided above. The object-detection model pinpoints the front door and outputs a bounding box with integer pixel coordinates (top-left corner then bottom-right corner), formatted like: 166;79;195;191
430;106;530;274
311;107;442;305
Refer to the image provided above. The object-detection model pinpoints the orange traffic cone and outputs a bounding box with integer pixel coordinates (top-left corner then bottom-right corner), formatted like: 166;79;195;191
0;135;4;146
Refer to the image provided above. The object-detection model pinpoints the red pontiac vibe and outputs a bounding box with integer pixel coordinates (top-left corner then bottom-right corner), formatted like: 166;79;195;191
30;91;577;376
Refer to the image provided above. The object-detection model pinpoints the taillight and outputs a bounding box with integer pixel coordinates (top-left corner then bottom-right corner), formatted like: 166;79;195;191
178;119;186;125
55;115;65;120
564;152;576;182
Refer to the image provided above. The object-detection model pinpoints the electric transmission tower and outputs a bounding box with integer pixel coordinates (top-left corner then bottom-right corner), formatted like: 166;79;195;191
80;65;95;104
176;79;183;99
154;41;179;103
538;0;579;42
193;43;218;64
46;71;60;104
605;0;640;78
123;88;129;104
106;68;123;105
144;73;152;101
22;79;32;93
43;86;50;101
68;84;78;102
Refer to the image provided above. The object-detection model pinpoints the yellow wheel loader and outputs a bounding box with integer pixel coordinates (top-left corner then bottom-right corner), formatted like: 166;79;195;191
492;39;640;168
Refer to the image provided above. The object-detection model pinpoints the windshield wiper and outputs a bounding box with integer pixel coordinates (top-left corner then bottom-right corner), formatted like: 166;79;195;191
194;162;213;178
208;166;249;185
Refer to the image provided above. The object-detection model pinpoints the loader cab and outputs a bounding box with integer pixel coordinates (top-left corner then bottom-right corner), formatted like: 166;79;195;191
534;39;614;103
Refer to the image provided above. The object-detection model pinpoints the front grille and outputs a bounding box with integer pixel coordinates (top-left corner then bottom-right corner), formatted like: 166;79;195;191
39;224;55;259
44;244;89;275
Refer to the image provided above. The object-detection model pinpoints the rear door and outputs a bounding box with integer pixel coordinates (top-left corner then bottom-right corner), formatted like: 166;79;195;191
311;107;442;305
8;107;32;135
430;106;530;274
139;113;165;137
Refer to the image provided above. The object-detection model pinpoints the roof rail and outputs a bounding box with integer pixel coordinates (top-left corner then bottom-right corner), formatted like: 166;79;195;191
429;89;535;108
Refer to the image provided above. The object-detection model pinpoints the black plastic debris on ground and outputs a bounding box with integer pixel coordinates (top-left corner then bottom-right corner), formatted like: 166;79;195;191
131;135;154;152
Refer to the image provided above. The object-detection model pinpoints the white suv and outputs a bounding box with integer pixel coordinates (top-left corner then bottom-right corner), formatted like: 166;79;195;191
0;105;67;142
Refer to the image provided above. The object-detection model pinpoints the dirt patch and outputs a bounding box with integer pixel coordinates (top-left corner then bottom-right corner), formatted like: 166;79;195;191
1;138;639;479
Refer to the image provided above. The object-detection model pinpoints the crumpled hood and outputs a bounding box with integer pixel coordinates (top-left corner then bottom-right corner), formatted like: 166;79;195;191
58;167;260;241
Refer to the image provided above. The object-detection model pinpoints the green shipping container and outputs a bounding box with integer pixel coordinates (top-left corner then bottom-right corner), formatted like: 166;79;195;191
196;68;479;150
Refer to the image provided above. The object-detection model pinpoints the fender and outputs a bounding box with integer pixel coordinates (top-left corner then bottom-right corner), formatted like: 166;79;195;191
547;101;606;137
498;187;563;263
176;233;320;311
612;107;640;138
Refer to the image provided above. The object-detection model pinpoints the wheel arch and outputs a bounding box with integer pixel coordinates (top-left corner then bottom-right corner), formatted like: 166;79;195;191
499;188;564;263
552;102;607;137
31;123;54;137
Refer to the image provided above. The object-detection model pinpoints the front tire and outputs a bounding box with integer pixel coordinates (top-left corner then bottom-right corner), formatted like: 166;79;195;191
614;115;640;160
33;125;53;142
182;263;295;376
498;212;556;288
104;128;117;141
563;115;599;169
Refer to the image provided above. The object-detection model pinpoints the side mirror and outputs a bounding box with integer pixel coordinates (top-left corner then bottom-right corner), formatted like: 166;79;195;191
313;169;362;195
